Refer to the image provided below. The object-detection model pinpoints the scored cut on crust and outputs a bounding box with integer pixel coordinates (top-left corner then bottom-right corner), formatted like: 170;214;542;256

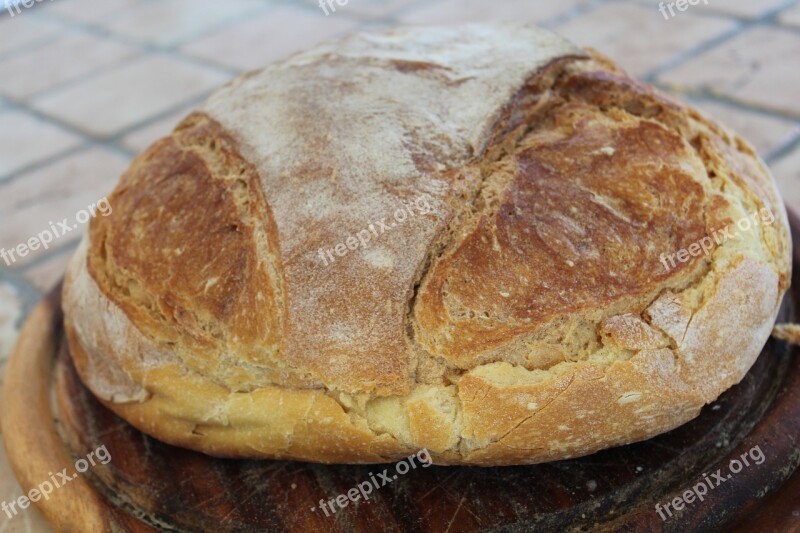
63;24;791;465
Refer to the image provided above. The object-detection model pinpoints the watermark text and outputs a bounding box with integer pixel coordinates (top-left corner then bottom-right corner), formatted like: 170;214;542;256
311;449;432;516
659;207;774;272
1;197;112;267
317;195;434;267
318;0;348;16
5;0;55;18
655;444;765;521
1;444;111;520
659;0;709;20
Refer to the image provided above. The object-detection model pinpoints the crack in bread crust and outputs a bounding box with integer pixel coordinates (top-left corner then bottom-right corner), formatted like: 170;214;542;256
63;26;791;465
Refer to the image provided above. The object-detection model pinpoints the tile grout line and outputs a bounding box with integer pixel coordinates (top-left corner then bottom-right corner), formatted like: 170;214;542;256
766;130;800;165
0;32;62;64
0;93;136;180
0;10;246;132
30;5;264;74
15;235;81;274
544;0;617;28
642;0;800;83
641;20;746;84
651;81;800;121
651;82;800;122
5;48;149;102
0;267;43;321
0;69;224;186
10;20;240;89
0;141;91;186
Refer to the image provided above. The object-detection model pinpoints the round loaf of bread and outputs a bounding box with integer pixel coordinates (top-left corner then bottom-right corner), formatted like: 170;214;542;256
63;23;791;465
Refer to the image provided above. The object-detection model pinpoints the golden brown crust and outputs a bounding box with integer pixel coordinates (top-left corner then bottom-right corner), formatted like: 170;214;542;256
104;114;282;359
414;100;710;367
62;25;791;465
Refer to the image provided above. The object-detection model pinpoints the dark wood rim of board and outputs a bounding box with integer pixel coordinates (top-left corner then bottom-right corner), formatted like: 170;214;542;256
1;213;799;533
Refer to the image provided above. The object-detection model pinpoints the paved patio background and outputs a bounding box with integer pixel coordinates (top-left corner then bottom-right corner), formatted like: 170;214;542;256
1;0;799;530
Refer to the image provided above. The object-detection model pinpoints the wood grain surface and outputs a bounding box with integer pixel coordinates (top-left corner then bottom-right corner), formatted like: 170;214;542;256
3;215;800;532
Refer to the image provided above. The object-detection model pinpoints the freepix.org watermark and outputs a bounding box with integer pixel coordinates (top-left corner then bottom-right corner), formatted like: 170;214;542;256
659;207;775;273
317;195;434;267
658;0;709;20
318;0;348;16
311;449;432;516
1;444;111;520
1;197;112;267
4;0;55;17
655;444;765;521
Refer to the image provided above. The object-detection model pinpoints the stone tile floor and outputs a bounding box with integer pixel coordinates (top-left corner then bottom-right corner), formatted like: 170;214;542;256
0;0;799;529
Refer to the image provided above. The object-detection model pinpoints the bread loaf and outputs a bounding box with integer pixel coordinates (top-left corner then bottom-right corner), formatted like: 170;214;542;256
63;24;791;465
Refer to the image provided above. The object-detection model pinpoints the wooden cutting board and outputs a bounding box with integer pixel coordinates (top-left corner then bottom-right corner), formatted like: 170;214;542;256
3;215;800;532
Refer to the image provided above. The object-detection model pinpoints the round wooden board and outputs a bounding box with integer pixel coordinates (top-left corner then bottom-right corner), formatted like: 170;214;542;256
3;216;800;533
